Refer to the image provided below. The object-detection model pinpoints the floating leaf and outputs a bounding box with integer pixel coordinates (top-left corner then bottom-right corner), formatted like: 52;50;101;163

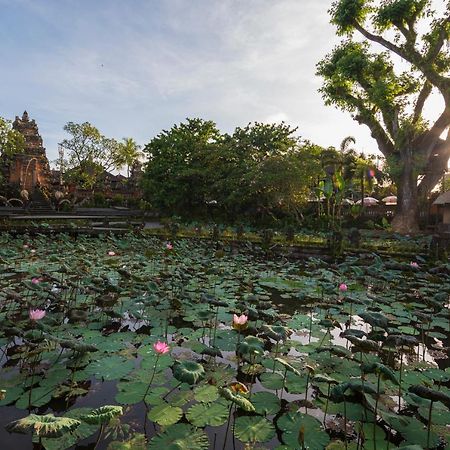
186;400;229;427
81;405;123;425
148;402;183;426
6;414;80;438
193;384;219;403
148;423;209;449
251;391;281;416
173;360;205;385
278;412;330;450
234;415;276;443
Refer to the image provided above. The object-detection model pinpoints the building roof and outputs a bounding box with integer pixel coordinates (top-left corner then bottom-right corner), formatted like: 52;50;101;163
433;191;450;205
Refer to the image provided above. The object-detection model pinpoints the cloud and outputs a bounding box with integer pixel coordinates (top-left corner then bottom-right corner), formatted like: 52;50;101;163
2;0;442;163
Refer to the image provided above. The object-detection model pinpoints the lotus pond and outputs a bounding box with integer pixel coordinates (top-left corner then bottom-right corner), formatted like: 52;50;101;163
0;233;449;449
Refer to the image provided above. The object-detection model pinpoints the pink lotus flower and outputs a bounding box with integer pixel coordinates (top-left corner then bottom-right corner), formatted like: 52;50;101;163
232;313;248;331
23;244;29;249
29;309;46;321
108;251;116;256
31;277;41;284
153;341;170;355
339;283;348;292
166;242;173;251
410;261;419;268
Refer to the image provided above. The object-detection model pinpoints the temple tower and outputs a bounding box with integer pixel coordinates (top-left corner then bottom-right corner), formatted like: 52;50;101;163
8;111;51;192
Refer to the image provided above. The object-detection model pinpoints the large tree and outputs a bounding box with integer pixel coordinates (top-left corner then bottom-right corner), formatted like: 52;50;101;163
317;0;450;233
142;119;325;222
142;118;223;214
59;122;123;189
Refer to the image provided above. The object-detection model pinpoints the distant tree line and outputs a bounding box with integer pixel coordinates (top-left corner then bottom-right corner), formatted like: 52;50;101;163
142;118;384;225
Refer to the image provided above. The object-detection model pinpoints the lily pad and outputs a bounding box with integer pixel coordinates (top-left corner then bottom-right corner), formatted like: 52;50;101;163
234;415;276;443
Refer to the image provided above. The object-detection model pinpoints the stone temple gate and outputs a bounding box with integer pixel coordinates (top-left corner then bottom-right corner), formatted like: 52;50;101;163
5;111;51;193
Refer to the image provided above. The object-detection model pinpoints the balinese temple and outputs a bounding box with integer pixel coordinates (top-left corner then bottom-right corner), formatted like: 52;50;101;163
4;111;51;193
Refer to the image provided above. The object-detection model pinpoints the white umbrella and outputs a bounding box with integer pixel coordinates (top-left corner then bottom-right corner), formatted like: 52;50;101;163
355;197;379;206
382;195;397;205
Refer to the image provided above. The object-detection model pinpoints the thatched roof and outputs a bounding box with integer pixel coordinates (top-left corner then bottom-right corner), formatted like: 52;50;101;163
433;191;450;205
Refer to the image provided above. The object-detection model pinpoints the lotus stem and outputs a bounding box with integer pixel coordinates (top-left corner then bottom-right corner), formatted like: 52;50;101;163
143;355;160;402
212;305;219;348
426;400;433;450
344;396;348;450
398;352;403;412
308;306;314;343
374;372;381;450
280;367;288;401
323;383;331;426
272;341;279;372
305;370;311;414
222;403;233;450
93;423;104;450
162;381;182;401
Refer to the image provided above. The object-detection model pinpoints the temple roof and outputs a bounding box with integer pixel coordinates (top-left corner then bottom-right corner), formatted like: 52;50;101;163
12;111;46;156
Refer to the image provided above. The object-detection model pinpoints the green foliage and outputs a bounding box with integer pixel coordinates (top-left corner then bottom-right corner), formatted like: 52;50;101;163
60;122;124;189
80;405;123;425
319;0;450;231
6;414;81;438
142;119;326;223
330;0;370;34
172;360;205;385
375;0;429;31
0;116;24;157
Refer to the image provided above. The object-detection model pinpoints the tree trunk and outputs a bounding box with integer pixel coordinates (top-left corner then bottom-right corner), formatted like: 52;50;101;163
391;154;419;234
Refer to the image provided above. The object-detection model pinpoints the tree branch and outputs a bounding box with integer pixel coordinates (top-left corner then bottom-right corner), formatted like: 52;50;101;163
353;22;410;60
354;21;448;91
354;108;396;158
413;81;432;123
426;14;450;62
415;104;450;159
418;134;450;197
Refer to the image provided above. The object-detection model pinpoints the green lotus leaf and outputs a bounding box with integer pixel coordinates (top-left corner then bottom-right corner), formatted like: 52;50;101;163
234;415;276;443
274;357;301;376
312;374;339;385
261;324;290;342
148;423;209;449
0;386;24;406
200;347;223;358
107;433;147;450
6;414;81;438
83;355;134;381
260;372;285;390
361;362;399;385
186;400;229;427
59;339;98;353
418;401;450;425
238;336;265;357
193;384;219;403
15;386;54;409
409;385;450;404
278;412;330;450
40;408;99;450
148;402;183;426
251;391;281;415
173;360;205;385
81;405;123;425
386;416;440;448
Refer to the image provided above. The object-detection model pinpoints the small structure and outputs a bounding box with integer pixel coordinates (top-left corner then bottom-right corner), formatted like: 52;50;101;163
433;191;450;231
2;111;51;194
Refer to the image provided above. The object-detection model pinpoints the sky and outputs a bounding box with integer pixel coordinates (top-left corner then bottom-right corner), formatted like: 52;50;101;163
0;0;445;165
